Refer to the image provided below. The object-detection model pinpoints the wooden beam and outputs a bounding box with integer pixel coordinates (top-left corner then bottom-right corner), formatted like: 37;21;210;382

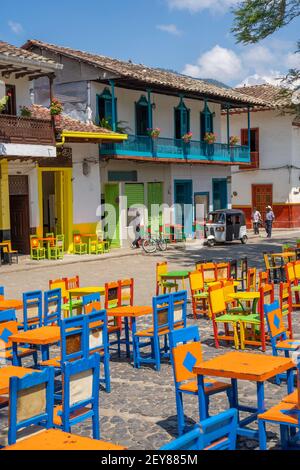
15;69;41;79
0;64;13;70
28;72;53;81
2;67;28;77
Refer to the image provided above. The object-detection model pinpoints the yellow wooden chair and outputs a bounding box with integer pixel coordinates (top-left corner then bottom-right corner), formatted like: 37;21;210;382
156;262;178;295
189;271;208;318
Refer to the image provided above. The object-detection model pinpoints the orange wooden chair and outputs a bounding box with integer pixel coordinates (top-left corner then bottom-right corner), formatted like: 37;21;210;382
280;281;293;339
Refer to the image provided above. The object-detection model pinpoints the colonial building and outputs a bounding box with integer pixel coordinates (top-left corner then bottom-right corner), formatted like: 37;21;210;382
24;39;265;246
0;41;125;254
221;84;300;228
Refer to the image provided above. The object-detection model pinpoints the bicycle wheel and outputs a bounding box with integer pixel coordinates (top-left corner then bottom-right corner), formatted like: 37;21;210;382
158;238;167;251
142;238;157;254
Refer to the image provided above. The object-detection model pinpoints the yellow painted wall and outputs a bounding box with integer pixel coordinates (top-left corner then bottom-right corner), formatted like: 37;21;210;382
0;160;10;231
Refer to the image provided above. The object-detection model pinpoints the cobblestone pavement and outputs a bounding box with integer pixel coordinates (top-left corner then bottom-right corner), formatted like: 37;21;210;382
1;230;300;450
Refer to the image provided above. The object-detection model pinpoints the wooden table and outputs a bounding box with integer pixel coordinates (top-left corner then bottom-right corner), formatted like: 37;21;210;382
68;286;105;313
0;366;38;394
3;429;126;450
228;291;260;314
0;299;23;311
81;233;97;254
10;326;60;364
160;270;190;290
193;351;294;439
107;306;152;367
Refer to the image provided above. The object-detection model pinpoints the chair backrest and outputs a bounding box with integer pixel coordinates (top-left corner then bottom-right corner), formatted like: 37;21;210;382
49;278;68;302
152;294;172;332
160;409;238;450
56;234;64;248
60;354;100;433
85;309;108;355
280;282;292;317
46;232;54;238
44;289;62;326
119;278;134;306
105;281;120;309
169;325;202;386
229;259;237;279
259;283;274;313
60;315;87;362
73;233;82;245
264;300;287;342
201;263;217;283
189;271;204;293
64;275;80;290
0;320;18;350
208;282;226;316
82;293;102;315
263;252;271;271
8;367;55;445
216;262;230;281
286;262;296;284
0;309;16;323
156;262;168;283
30;236;40;250
0;285;4;301
222;280;235;304
22;290;43;330
294;260;300;280
259;271;269;288
246;267;257;292
171;291;187;329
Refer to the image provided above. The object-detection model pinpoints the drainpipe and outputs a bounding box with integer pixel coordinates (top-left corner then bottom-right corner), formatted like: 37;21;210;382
109;79;117;132
247;106;251;163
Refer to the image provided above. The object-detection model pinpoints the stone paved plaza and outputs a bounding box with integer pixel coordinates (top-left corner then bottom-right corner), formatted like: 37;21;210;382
1;230;300;450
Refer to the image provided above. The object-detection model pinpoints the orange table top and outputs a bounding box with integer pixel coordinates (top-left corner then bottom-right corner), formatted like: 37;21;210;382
10;326;60;346
193;351;294;382
107;305;152;318
81;233;97;238
38;237;56;242
3;429;126;450
0;366;38;394
0;299;23;311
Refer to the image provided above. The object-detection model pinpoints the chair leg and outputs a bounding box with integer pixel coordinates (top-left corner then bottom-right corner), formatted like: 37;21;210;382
153;336;161;371
117;331;121;357
103;353;111;393
176;390;185;436
258;419;267;450
233;324;239;349
226;387;234;408
32;350;38;368
134;336;141;368
239;322;245;350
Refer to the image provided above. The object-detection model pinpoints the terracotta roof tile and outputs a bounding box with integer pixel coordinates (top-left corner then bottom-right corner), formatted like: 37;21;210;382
235;84;292;107
23;39;267;107
0;40;61;70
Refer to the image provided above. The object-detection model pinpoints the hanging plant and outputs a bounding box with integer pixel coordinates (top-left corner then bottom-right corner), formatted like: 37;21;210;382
204;132;217;144
229;135;239;146
147;128;161;139
50;98;63;116
182;131;193;143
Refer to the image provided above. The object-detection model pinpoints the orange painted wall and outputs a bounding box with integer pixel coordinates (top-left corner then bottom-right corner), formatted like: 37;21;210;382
233;204;300;229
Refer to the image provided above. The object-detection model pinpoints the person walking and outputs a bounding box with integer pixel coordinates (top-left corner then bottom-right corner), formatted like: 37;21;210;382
252;207;262;235
132;210;142;248
265;206;275;238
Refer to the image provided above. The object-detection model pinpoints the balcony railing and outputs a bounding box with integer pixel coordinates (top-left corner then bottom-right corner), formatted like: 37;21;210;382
0;114;55;146
100;134;250;164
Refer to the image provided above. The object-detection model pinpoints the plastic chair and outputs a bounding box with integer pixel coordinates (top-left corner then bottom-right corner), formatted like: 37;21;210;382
30;235;46;261
160;409;238;450
73;233;87;255
156;262;178;295
22;290;43;331
44;289;62;326
189;271;208;318
53;354;100;439
8;367;55;445
0;320;38;366
169;325;233;435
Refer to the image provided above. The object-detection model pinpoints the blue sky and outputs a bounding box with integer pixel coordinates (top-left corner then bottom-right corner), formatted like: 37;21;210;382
2;0;300;86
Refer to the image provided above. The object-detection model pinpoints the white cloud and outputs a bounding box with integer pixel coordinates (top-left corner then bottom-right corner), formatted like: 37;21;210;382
8;21;23;35
236;72;283;88
156;24;182;36
167;0;239;13
183;45;243;81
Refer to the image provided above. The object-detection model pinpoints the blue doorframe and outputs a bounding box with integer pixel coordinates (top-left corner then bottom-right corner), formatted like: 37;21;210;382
174;180;193;238
212;178;228;211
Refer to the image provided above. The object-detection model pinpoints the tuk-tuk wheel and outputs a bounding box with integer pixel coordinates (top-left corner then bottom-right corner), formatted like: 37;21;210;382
207;239;215;247
241;235;248;244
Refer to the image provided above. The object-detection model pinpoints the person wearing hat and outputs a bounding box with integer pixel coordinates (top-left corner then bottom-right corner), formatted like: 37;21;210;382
265;206;275;238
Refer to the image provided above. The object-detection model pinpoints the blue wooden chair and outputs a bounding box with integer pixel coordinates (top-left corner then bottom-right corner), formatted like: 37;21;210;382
82;293;102;314
0;320;38;367
53;354;100;439
22;290;43;331
85;309;111;392
44;289;62;326
160;409;238;450
169;325;233;435
134;291;187;371
0;309;16;323
8;367;55;445
264;300;299;384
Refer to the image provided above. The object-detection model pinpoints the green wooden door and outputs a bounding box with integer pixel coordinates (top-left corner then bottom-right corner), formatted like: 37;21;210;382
125;183;145;235
148;182;163;236
104;183;120;247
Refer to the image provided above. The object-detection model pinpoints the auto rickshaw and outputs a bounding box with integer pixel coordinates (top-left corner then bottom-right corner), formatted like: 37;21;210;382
204;209;248;247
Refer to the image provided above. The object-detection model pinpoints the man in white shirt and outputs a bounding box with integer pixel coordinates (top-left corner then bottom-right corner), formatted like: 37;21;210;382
252;207;262;235
265;206;275;238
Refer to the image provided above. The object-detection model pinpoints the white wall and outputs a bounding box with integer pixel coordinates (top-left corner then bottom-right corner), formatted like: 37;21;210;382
91;82;221;141
1;76;32;112
70;143;101;225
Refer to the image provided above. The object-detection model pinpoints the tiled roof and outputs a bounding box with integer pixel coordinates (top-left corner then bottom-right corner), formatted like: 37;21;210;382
23;39;267;107
30;105;115;134
0;40;62;71
235;84;292;107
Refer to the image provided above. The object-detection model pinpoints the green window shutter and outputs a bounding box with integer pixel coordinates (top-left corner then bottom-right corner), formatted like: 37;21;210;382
125;183;145;208
148;183;163;234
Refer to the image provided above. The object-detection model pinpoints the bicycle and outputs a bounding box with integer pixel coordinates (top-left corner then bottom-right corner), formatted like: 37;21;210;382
131;236;168;254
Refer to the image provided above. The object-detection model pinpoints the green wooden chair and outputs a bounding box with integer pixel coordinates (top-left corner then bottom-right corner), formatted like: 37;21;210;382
49;235;64;260
30;235;46;261
73;233;87;255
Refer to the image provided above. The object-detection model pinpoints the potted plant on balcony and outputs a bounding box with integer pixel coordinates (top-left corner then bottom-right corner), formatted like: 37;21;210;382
204;132;216;157
0;95;9;113
182;132;193;158
50;98;63;127
19;106;32;118
148;128;160;157
229;135;239;159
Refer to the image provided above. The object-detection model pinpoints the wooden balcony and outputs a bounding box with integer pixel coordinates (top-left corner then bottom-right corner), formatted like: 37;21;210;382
0;114;55;146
